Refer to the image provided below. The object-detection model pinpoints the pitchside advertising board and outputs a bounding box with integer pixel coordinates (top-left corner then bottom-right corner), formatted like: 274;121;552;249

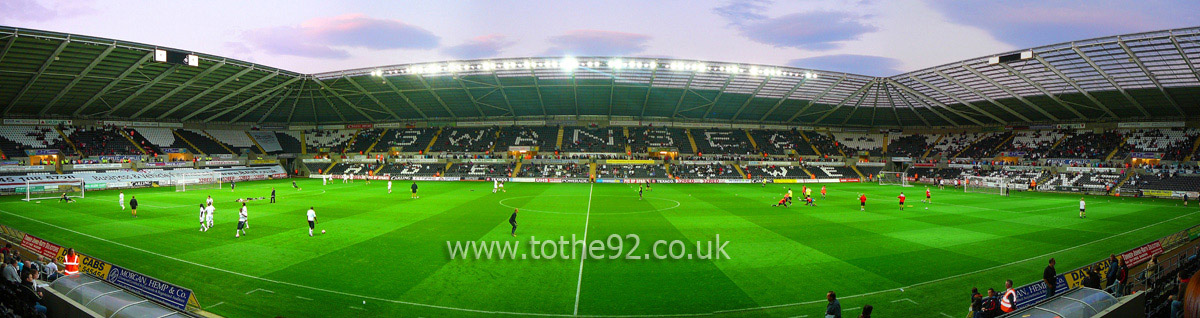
0;166;286;191
2;224;201;311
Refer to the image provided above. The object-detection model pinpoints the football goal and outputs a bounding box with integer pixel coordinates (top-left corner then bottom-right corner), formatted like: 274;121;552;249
879;171;911;187
964;175;1009;196
21;179;85;202
174;171;223;192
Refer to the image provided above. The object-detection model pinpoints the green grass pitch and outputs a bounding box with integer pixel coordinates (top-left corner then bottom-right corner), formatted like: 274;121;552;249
1;178;1197;317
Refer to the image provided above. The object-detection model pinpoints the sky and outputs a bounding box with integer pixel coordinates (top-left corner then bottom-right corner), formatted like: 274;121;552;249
2;0;1198;76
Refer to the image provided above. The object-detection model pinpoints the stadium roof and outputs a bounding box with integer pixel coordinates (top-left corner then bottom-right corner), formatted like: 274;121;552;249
1;25;1198;127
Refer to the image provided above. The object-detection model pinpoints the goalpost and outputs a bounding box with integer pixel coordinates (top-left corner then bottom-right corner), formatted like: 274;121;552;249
174;171;223;192
879;171;911;187
964;175;1009;196
22;179;85;202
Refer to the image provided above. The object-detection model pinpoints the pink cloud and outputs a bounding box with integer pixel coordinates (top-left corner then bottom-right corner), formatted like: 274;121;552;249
242;13;439;59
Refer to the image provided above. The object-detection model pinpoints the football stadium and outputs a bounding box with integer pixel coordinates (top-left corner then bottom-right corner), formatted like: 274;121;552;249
1;3;1200;318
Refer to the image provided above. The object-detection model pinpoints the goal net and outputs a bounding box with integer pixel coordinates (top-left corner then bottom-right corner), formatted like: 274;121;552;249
22;179;85;202
964;176;1008;196
173;171;223;192
879;171;911;187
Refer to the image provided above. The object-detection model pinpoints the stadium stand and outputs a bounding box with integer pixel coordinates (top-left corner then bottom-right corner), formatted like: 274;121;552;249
1122;128;1197;160
997;130;1065;159
1045;131;1124;159
305;162;332;174
326;162;379;176
742;165;808;178
931;132;987;158
201;129;258;154
832;132;884;156
750;129;815;156
131;128;193;153
174;129;232;155
378;163;443;177
806;165;858;178
375;128;437;153
431;127;498;153
595;164;667;178
1040;172;1122;192
304;130;355;153
693;129;755;155
670;163;741;179
445;162;512;177
886;134;934;158
1126;174;1200;193
345;128;384;154
274;131;304;154
956;131;1012;159
563;127;625;153
628;127;688;153
495;126;559;150
520;163;589;178
806;132;851;157
0;125;73;157
856;166;883;179
67;126;141;156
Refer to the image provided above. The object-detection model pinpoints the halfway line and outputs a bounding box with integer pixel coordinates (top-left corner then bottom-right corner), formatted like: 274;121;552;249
573;183;594;316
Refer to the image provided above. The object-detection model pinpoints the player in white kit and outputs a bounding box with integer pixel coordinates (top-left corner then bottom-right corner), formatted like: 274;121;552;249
1079;198;1086;218
205;203;215;230
493;179;499;193
236;203;248;237
119;191;125;210
198;204;207;231
387;180;393;194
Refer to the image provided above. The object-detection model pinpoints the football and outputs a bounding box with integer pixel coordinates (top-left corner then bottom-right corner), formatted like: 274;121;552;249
321;230;326;234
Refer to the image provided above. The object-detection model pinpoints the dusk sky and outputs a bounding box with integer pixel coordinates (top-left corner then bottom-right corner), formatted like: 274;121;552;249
2;0;1198;76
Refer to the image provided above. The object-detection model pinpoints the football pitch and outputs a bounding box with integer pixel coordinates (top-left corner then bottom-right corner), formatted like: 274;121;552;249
1;178;1198;317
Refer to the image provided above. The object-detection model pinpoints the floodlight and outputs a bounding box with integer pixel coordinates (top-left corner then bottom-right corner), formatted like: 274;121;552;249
561;57;578;72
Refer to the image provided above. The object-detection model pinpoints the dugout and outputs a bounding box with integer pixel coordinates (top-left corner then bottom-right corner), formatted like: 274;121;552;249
1004;287;1121;318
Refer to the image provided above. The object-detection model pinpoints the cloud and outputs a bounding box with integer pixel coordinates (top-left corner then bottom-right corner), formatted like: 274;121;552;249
714;0;875;50
927;0;1200;48
242;13;440;59
441;34;515;59
788;54;902;76
0;0;92;23
544;30;652;56
713;0;770;22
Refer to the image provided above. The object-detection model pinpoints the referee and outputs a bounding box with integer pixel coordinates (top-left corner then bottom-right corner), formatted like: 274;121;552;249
270;188;276;203
509;209;518;237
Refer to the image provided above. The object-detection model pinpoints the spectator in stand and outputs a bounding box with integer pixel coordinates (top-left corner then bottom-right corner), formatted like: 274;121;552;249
1105;254;1119;289
41;256;60;281
3;257;18;284
1043;258;1057;298
19;270;47;314
1112;257;1128;297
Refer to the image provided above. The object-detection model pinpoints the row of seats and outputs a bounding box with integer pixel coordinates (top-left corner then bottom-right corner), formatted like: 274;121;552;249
670;163;741;179
595;164;667;178
377;163;442;176
831;132;884;156
445;163;512;177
